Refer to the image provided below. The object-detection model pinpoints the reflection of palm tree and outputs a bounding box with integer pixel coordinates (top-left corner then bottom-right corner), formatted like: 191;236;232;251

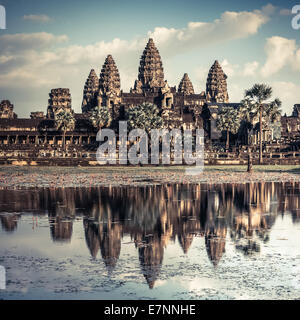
205;219;227;266
49;216;73;242
0;213;19;232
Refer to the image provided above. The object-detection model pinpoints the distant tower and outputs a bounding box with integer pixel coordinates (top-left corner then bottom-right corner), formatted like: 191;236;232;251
81;69;99;113
206;60;229;103
47;88;72;119
0;100;17;119
133;38;165;93
178;73;194;95
98;55;121;107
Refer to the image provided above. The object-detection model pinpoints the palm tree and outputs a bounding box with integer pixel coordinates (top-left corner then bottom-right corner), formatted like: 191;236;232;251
54;109;75;150
242;84;281;164
126;102;164;134
89;105;112;130
216;107;240;151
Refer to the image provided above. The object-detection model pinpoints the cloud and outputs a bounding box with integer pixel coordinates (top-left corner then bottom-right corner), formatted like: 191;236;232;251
243;61;259;76
0;7;269;116
261;3;276;16
0;32;68;55
23;14;51;23
148;9;268;57
261;36;300;77
271;81;300;113
279;9;292;16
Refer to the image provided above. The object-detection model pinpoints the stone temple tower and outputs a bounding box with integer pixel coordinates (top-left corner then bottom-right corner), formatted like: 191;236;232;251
206;60;229;103
47;88;72;119
81;69;99;113
98;55;121;108
132;38;165;93
178;73;194;95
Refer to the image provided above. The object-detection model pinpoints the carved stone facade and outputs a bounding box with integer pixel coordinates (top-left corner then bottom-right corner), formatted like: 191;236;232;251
98;55;121;108
30;111;45;119
132;38;165;93
81;69;99;113
206;60;229;103
178;73;194;95
0;100;17;119
47;88;72;119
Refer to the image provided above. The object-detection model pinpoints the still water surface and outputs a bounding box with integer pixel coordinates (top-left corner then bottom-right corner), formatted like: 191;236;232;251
0;182;300;299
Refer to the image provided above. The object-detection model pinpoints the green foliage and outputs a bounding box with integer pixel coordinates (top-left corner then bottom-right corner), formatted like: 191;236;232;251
245;83;272;102
126;102;164;133
216;107;240;134
241;84;282;130
54;109;75;132
89;105;112;129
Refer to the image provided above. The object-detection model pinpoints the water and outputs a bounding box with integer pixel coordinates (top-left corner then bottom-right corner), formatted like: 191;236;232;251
0;182;300;300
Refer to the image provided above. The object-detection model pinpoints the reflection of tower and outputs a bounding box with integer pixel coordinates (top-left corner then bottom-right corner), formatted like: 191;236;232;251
0;213;19;232
83;218;100;258
205;219;227;266
49;216;73;242
178;230;193;254
99;221;122;271
138;235;164;289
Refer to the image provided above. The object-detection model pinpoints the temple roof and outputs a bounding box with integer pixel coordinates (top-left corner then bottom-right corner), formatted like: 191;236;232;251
99;55;121;96
135;38;165;93
206;60;229;103
178;73;194;95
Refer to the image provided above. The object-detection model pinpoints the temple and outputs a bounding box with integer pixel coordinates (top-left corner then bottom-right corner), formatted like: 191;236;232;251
0;38;300;165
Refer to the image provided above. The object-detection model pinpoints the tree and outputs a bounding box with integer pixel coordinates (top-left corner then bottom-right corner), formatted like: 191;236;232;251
89;105;112;130
242;84;281;164
216;107;240;151
54;109;75;150
126;102;164;134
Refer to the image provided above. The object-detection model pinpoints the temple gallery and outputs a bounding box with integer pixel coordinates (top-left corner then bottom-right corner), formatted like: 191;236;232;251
0;38;299;166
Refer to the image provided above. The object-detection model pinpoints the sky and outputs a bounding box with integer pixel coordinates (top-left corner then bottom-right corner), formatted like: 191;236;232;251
0;0;300;117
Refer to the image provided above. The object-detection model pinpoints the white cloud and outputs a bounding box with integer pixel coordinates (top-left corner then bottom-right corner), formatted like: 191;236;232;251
23;14;51;23
243;61;259;76
0;32;68;55
271;81;300;114
220;59;238;77
148;10;268;57
261;3;277;16
261;36;300;77
0;7;269;116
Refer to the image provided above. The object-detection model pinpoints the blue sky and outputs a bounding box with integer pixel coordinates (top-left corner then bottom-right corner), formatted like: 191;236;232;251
0;0;299;117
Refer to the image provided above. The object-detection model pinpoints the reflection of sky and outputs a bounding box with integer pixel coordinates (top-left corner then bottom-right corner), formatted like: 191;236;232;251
1;212;300;299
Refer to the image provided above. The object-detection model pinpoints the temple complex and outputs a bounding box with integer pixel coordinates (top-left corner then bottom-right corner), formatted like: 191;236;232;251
0;38;300;165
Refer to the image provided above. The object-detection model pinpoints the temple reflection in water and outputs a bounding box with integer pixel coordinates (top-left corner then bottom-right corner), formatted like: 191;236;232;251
1;182;300;288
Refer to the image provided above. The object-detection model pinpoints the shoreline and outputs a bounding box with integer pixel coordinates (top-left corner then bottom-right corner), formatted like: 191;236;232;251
0;165;300;188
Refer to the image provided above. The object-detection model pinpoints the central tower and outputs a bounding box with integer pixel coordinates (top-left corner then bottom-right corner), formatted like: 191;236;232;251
132;38;165;93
